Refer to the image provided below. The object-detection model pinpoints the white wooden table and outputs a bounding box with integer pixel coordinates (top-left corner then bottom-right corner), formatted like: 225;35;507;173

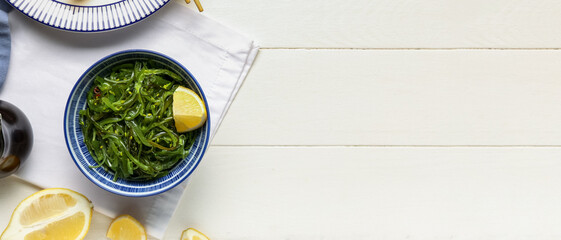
4;0;561;239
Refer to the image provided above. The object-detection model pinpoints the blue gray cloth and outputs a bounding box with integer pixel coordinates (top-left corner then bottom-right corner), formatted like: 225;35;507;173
0;1;10;89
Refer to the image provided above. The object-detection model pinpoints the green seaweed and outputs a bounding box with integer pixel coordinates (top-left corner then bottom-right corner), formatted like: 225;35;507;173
79;61;196;181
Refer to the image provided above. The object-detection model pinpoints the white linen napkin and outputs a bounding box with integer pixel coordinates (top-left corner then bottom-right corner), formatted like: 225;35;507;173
0;2;258;239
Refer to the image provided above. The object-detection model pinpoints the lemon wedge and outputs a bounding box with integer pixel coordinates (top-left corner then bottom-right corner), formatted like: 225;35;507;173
106;215;147;240
0;188;93;240
181;228;210;240
172;86;207;133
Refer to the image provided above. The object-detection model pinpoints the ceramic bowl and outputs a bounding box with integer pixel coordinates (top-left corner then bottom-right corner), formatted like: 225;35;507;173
64;49;210;197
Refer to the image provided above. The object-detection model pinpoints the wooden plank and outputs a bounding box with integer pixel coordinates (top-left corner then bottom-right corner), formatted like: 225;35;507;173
165;146;561;239
189;0;561;48
212;49;561;146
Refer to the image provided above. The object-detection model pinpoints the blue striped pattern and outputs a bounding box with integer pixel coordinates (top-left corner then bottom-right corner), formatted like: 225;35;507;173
7;0;169;32
64;50;210;197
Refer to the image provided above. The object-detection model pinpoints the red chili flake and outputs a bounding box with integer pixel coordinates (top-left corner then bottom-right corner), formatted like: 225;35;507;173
93;87;101;98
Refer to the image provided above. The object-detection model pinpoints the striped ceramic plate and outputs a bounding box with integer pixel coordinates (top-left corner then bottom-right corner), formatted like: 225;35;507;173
7;0;171;32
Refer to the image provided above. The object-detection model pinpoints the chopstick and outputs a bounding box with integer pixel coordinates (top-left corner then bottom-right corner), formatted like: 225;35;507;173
184;0;204;12
193;0;204;12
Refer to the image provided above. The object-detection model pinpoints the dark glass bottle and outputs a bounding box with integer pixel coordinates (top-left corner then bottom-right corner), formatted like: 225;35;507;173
0;100;33;178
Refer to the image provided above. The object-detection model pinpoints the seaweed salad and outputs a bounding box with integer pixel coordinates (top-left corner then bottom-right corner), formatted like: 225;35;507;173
79;61;198;181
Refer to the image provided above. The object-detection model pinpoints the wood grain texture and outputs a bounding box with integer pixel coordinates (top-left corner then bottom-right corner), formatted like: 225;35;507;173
212;49;561;146
165;146;561;239
190;0;561;48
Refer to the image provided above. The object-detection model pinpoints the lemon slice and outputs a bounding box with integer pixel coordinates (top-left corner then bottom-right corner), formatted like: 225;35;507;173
172;86;207;133
106;215;147;240
0;188;93;240
181;228;210;240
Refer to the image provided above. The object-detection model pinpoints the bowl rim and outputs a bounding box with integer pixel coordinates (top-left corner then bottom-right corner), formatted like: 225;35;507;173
63;49;210;197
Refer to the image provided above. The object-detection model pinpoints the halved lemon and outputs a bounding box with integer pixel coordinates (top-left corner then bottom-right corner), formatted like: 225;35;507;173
172;86;207;133
181;228;210;240
106;215;146;240
0;188;93;240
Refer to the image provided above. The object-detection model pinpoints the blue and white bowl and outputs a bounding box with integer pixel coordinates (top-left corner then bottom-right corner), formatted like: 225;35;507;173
64;49;210;197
